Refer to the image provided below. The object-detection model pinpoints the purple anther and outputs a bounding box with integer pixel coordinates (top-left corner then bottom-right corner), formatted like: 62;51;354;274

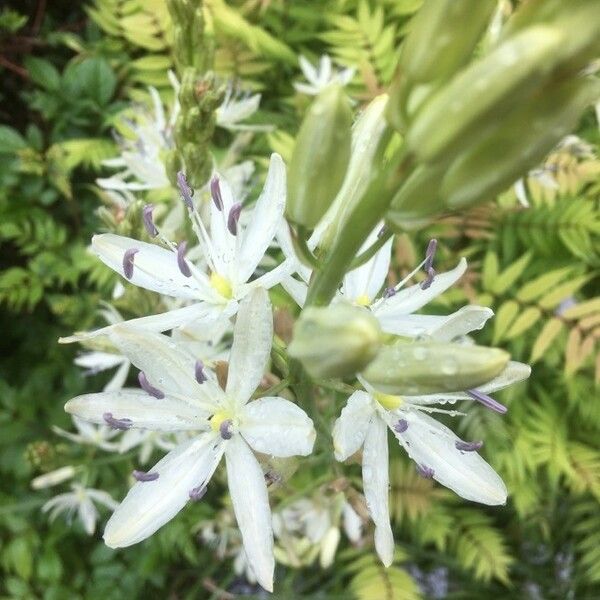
377;225;387;239
195;360;207;384
420;267;436;290
103;412;133;430
394;419;408;434
122;248;139;280
467;389;507;414
189;485;207;501
227;203;242;235
424;239;438;271
133;470;159;482
219;419;233;440
142;204;158;237
416;464;434;479
455;440;484;452
138;371;165;399
210;176;223;211
177;171;194;209
177;241;192;277
383;287;397;299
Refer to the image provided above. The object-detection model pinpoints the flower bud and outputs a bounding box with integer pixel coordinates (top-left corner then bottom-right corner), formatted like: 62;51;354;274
405;26;564;164
386;0;496;131
289;304;383;379
31;465;76;490
361;341;509;395
286;85;353;228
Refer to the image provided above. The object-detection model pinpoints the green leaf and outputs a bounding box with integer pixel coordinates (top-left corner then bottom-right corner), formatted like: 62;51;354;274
24;56;61;91
0;125;27;153
492;252;532;295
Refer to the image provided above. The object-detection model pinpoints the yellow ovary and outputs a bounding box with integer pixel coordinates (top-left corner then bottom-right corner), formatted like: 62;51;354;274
355;294;371;306
373;392;404;410
210;272;233;299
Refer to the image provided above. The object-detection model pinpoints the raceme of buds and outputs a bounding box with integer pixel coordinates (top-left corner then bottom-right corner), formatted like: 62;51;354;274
387;0;496;131
361;341;509;395
288;303;383;379
286;85;353;229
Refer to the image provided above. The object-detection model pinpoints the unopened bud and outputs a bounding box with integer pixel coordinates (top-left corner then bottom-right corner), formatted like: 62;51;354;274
31;466;76;490
361;341;509;395
289;304;382;379
286;85;353;228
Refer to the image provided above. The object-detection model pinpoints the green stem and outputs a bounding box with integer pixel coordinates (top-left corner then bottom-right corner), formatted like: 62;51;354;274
290;224;320;270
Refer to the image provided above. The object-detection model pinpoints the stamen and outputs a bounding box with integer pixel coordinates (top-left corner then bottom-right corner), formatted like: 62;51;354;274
383;287;396;299
177;241;192;277
424;239;438;271
455;440;483;452
420;267;436;290
219;419;233;440
133;470;159;482
227;203;242;235
195;360;207;384
210;176;223;211
416;464;434;479
189;486;207;501
138;371;165;399
142;204;158;237
467;389;507;414
122;248;139;280
103;412;132;430
177;171;194;209
394;419;408;433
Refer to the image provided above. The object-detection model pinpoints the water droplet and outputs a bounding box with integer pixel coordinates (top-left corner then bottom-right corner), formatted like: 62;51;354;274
413;346;429;361
441;357;458;375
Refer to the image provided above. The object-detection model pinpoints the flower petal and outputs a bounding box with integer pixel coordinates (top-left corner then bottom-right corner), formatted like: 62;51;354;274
236;153;286;283
362;416;394;567
391;410;507;505
65;389;209;431
225;436;274;592
109;325;224;409
104;433;224;547
226;288;273;407
281;276;309;307
92;233;210;299
332;391;375;461
373;258;467;322
240;397;316;457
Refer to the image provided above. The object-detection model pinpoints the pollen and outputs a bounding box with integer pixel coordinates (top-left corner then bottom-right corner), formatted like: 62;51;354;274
210;272;233;299
374;392;404;410
355;294;371;306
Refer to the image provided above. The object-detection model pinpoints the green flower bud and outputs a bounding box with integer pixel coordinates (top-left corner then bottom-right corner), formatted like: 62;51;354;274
387;0;496;131
289;304;383;379
405;26;564;163
441;76;600;209
286;85;353;229
361;341;509;395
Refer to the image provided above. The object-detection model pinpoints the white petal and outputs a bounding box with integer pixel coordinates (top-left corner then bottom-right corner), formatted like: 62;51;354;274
104;359;130;392
78;498;98;535
92;233;210;299
342;226;392;303
209;175;237;277
332;391;375;461
391;410;507;505
104;434;224;547
87;489;119;511
362;416;394;567
109;325;224;408
236;154;286;283
226;288;273;407
342;502;363;544
225;436;274;592
74;351;125;372
281;276;308;307
65;389;209;431
373;258;467;322
299;55;318;84
240;397;316;457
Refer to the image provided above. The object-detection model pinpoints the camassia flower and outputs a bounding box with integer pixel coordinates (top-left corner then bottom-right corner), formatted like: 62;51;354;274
215;87;271;132
294;55;355;96
64;289;316;592
62;153;290;342
332;364;530;566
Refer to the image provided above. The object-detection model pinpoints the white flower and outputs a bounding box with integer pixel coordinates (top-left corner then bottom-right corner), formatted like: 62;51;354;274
332;363;530;566
97;80;179;192
294;55;355;96
42;483;118;535
216;87;271;132
118;429;179;465
64;288;316;592
61;153;292;342
53;416;120;452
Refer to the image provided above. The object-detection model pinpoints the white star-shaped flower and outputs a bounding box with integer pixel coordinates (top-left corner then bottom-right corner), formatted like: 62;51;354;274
216;87;271;132
65;288;315;592
42;483;119;535
62;153;291;343
333;362;530;566
294;55;355;96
